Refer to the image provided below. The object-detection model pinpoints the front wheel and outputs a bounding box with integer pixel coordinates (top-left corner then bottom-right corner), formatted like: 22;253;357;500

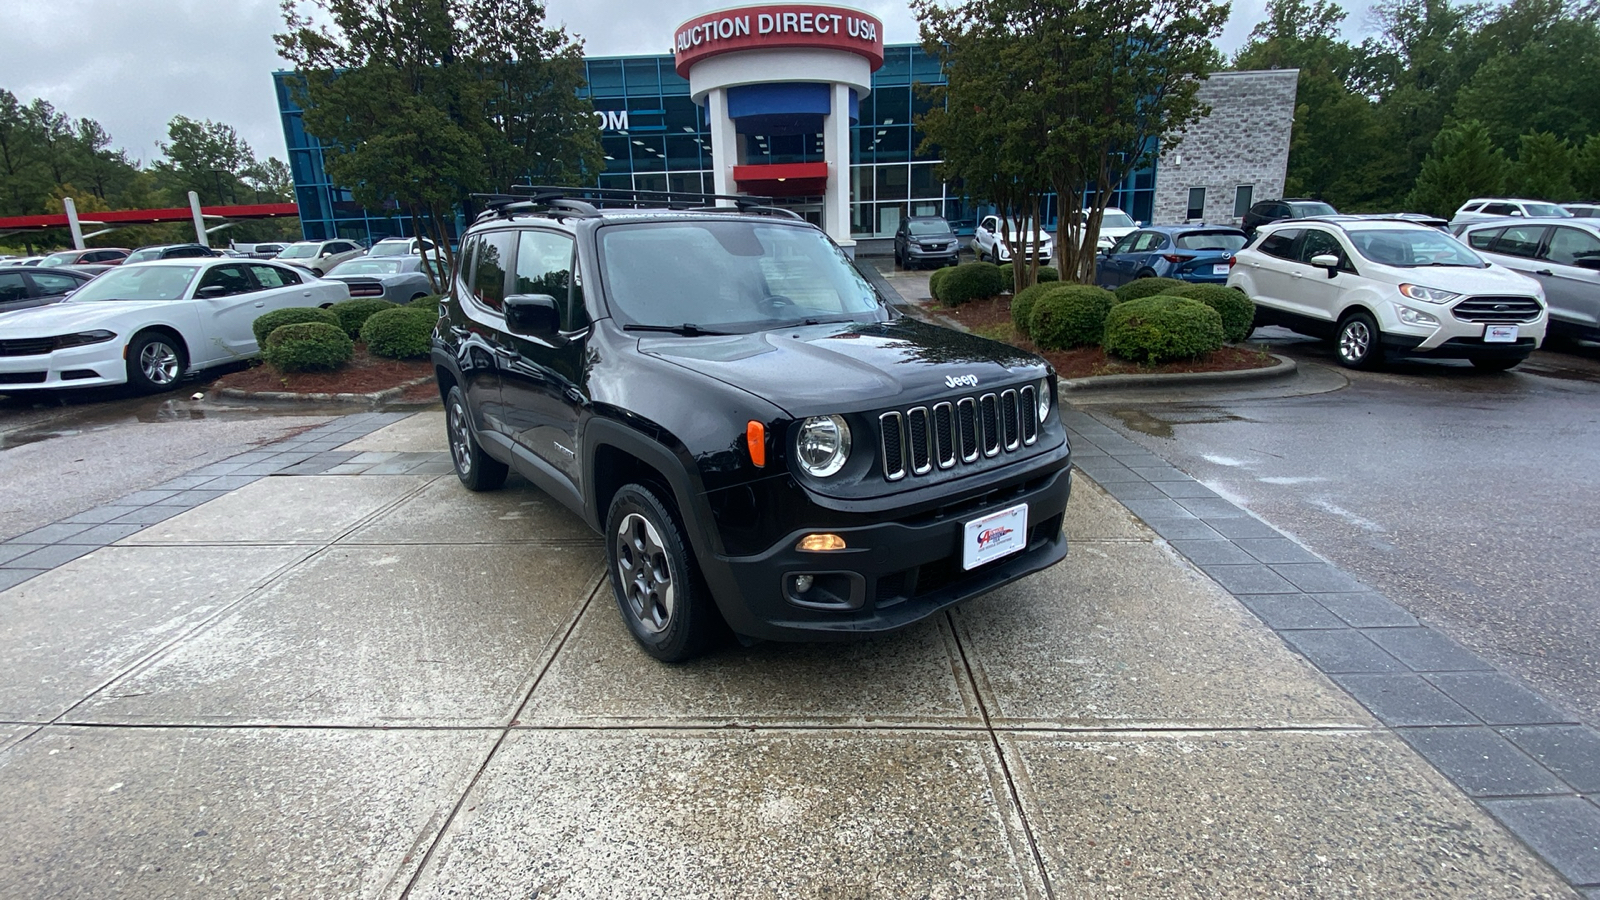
605;483;720;663
1335;311;1384;369
125;331;186;393
1471;357;1523;372
446;385;508;491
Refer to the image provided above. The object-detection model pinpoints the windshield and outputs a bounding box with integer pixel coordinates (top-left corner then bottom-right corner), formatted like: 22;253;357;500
1176;231;1248;252
1524;203;1571;218
1289;201;1338;217
40;252;78;266
1101;211;1136;229
330;259;402;276
68;265;201;302
599;221;883;331
907;220;950;237
1348;228;1485;268
276;244;320;259
368;242;412;257
125;248;164;264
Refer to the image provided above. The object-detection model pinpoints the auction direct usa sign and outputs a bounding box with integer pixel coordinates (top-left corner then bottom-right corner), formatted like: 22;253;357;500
673;5;886;75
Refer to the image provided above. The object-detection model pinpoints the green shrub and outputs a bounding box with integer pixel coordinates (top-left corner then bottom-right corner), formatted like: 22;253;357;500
994;263;1015;294
1114;276;1188;304
252;306;339;347
1037;266;1060;282
360;306;436;359
1167;283;1255;343
330;298;398;338
262;322;353;373
1010;282;1057;339
407;293;444;311
928;267;952;302
1102;295;1225;364
1028;284;1118;350
939;261;1007;306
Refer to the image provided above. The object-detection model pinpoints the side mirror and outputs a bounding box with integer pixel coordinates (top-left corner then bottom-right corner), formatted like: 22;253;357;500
504;293;560;339
1310;253;1341;277
197;285;228;298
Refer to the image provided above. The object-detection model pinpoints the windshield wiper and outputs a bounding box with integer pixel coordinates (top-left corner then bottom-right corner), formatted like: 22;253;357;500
624;323;734;336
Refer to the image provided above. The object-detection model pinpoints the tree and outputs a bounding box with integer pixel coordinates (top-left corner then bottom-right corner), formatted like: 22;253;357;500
277;0;602;282
0;90;50;217
1509;132;1575;200
1452;0;1600;147
242;157;294;203
158;115;256;204
1573;134;1600;199
1407;119;1509;215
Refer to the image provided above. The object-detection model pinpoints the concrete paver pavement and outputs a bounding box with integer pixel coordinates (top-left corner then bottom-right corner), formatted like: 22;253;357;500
0;410;1584;897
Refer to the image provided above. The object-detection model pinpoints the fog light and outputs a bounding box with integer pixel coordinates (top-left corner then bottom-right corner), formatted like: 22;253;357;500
793;574;814;592
796;533;846;552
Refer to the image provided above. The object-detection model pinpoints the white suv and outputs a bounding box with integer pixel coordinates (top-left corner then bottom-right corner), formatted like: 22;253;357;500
1228;217;1548;370
1450;198;1572;230
972;215;1055;263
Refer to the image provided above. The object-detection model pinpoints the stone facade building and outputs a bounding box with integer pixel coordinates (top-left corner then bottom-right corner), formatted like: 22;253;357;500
1152;70;1299;226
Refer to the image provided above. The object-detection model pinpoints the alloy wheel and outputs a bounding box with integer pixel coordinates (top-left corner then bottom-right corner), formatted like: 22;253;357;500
140;341;180;385
448;399;472;474
1339;320;1371;363
615;512;675;634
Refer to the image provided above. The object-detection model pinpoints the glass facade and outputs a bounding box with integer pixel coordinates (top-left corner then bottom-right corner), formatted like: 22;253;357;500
274;44;1158;244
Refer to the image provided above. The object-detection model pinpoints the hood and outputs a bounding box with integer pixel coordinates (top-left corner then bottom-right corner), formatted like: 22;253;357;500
0;299;164;337
637;317;1045;417
1379;262;1544;297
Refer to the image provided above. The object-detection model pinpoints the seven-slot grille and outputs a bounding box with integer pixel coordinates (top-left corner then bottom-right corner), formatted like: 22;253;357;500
880;385;1039;481
1451;296;1543;323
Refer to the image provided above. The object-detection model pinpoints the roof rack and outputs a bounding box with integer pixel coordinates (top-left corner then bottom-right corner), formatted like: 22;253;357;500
469;185;803;224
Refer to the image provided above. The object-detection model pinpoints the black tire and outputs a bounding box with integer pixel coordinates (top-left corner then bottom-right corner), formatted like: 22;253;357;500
446;385;508;491
1471;357;1523;371
605;483;720;663
1135;268;1158;279
1335;311;1384;369
125;331;186;393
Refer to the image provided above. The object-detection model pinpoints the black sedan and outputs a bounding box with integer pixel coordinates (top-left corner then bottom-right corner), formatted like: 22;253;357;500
0;266;95;315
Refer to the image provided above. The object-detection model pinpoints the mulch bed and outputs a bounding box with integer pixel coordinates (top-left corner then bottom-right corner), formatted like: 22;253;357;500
212;345;436;401
931;294;1278;380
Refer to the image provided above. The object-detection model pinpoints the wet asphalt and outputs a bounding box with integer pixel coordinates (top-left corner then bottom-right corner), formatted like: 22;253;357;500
1072;328;1600;731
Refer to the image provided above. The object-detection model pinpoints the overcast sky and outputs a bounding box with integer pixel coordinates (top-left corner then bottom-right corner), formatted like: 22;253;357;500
0;0;1380;170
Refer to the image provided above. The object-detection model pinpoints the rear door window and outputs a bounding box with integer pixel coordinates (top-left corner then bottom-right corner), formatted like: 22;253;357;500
27;271;81;295
1545;226;1600;267
248;264;298;288
1489;225;1550;258
1466;227;1504;251
0;271;29;302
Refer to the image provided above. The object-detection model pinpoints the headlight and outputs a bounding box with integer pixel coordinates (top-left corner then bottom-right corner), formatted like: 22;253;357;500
796;415;851;477
1398;284;1460;304
54;330;117;349
1394;305;1440;326
1037;377;1053;422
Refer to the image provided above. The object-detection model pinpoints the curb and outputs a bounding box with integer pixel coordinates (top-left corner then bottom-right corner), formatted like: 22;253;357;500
216;375;435;406
1059;353;1297;391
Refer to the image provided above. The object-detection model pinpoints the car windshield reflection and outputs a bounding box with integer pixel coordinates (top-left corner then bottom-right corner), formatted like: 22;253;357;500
1349;229;1485;268
68;265;201;302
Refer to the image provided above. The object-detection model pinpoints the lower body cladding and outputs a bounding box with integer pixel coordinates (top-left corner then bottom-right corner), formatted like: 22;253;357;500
699;464;1073;642
1381;333;1540;360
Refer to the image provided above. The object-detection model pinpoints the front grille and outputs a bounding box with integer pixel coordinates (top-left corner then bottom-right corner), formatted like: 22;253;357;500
1452;296;1543;323
0;337;56;357
880;385;1040;481
0;371;47;384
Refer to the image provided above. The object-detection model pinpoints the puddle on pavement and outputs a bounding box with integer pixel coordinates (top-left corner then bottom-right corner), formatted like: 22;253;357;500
0;389;360;451
1109;408;1252;438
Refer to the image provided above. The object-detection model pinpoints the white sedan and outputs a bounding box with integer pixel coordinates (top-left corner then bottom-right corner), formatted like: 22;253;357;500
0;259;348;393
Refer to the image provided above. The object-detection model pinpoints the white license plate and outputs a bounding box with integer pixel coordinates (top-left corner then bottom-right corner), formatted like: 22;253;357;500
1211;264;1230;276
1484;325;1519;343
962;503;1029;571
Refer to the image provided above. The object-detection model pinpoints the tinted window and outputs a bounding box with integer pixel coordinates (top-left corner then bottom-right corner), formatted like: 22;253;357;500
1466;228;1503;251
1175;231;1247;252
0;272;27;302
514;230;580;329
1130;232;1162;253
1233;185;1254;218
1489;225;1549;258
1523;203;1569;218
1108;233;1138;255
1257;229;1300;259
249;264;299;288
1186;188;1205;220
197;264;254;296
1546;227;1600;267
472;231;515;311
1288;201;1337;217
28;272;82;294
1297;230;1345;264
170;246;209;258
1482;203;1516;216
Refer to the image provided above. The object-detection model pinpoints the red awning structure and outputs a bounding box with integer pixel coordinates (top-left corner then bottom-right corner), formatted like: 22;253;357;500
732;162;829;197
0;202;299;233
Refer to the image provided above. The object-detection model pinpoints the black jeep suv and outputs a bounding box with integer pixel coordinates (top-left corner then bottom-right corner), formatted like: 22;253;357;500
432;188;1072;662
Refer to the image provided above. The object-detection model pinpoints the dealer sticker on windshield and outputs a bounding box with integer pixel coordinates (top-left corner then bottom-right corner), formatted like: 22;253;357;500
1484;325;1519;343
963;503;1029;571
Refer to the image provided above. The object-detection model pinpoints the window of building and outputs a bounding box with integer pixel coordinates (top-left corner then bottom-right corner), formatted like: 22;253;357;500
1234;185;1254;218
1187;187;1206;221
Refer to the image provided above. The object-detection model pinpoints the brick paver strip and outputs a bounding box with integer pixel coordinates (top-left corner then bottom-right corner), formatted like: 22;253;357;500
1062;410;1600;895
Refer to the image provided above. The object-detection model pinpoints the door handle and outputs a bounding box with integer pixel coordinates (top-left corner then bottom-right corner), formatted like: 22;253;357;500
1291;272;1303;279
1535;269;1554;276
253;301;265;307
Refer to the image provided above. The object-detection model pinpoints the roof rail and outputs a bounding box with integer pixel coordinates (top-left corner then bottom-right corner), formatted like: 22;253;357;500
510;184;784;214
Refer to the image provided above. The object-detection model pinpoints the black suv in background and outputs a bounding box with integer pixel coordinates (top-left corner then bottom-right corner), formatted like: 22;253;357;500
894;215;961;269
1242;198;1339;236
432;188;1073;662
124;243;223;264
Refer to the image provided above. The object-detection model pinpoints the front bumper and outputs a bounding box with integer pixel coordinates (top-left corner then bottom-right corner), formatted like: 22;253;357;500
0;342;125;390
700;462;1073;641
905;245;959;266
1381;334;1539;360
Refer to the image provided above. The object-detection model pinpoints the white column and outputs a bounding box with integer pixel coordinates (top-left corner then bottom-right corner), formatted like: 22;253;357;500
707;88;740;204
823;82;854;254
188;191;209;247
63;197;86;250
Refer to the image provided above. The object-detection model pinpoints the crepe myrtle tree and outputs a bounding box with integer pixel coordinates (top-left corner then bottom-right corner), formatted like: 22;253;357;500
276;0;602;289
916;0;1226;286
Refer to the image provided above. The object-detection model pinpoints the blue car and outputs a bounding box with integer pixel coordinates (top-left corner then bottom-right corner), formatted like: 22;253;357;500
1095;225;1249;288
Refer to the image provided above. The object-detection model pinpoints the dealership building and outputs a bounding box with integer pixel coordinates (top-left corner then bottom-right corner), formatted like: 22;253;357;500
273;4;1296;251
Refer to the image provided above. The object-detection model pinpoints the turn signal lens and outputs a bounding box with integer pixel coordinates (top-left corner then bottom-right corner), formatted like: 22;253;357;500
746;420;766;467
796;533;847;552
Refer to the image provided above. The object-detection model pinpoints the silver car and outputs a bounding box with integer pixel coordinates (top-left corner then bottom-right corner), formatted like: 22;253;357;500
323;255;444;303
1459;218;1600;340
274;239;366;277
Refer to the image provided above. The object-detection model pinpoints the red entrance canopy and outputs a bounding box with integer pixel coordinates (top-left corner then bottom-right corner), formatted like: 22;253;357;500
732;162;829;197
0;202;299;233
